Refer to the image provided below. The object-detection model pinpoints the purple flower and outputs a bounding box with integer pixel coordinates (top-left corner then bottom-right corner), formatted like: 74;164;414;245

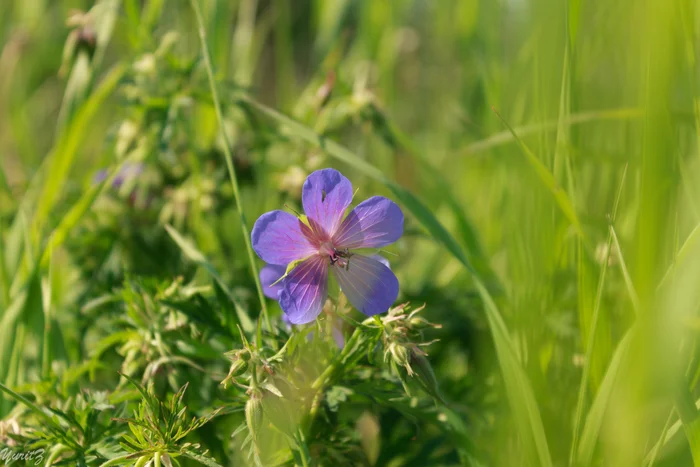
252;169;403;324
93;162;144;188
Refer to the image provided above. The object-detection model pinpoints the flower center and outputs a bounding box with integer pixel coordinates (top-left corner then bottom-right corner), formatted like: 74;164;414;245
319;242;354;269
319;242;335;257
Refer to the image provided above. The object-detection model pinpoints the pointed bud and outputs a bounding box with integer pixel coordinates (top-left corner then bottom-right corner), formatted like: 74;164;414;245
410;350;445;404
222;358;247;388
388;342;411;375
408;316;442;330
245;392;264;441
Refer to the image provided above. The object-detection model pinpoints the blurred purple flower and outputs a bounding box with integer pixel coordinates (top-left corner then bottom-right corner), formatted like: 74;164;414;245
93;162;144;188
252;168;403;324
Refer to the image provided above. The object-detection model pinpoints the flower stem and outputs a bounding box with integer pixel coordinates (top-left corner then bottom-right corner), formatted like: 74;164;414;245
189;0;271;335
296;428;312;467
311;328;362;390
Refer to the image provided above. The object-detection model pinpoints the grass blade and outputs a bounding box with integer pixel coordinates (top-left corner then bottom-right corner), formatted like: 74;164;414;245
461;108;642;157
33;63;127;239
476;280;554;467
570;166;628;463
576;330;633;466
492;107;585;240
610;225;640;314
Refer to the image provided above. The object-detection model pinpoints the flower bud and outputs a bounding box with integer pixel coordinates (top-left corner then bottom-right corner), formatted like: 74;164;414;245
388;342;411;374
222;358;247;388
245;392;264;441
409;350;445;404
408;316;441;330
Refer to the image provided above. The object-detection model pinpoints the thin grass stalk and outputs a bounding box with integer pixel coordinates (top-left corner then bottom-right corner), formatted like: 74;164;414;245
189;0;271;337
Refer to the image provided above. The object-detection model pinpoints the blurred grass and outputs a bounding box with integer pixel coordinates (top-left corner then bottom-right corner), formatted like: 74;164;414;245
2;0;700;465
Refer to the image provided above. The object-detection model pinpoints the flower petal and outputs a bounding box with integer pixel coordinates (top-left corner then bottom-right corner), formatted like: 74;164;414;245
302;169;353;238
333;196;403;249
259;264;286;300
368;254;391;269
251;210;317;266
331;254;398;317
332;322;345;349
279;256;329;324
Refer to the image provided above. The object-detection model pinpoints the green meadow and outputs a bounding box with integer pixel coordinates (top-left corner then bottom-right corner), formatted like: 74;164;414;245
0;0;698;465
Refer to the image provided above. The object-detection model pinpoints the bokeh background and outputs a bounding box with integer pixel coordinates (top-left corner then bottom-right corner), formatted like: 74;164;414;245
1;0;699;465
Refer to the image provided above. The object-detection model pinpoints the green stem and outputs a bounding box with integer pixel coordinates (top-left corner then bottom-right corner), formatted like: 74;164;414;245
305;326;367;437
189;0;271;335
311;327;363;391
295;428;312;467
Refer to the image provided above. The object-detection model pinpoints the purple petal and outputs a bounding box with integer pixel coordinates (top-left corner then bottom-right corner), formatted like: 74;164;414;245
114;162;144;187
332;322;345;349
252;211;317;266
279;256;329;324
93;162;145;188
333;196;403;249
93;169;109;185
302;169;353;238
260;264;286;300
331;254;398;317
369;254;390;269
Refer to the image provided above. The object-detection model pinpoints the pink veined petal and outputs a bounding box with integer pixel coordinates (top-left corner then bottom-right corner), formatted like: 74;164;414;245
259;264;286;300
251;210;317;266
302;169;353;238
333;196;403;249
331;254;398;317
279;255;329;324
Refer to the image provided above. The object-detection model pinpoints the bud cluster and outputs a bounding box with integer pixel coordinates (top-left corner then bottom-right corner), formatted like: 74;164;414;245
378;303;443;401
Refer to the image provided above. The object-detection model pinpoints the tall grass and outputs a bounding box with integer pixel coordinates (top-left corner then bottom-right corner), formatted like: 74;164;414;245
1;0;699;465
